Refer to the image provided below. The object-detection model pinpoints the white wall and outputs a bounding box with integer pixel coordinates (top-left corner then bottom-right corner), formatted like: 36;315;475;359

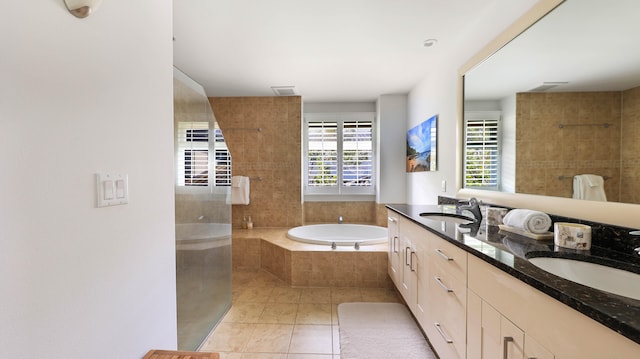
405;1;540;205
0;1;176;358
500;94;517;193
304;102;376;113
376;95;408;204
407;68;459;204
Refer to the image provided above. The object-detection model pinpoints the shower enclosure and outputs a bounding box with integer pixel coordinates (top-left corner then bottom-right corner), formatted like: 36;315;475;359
173;67;232;350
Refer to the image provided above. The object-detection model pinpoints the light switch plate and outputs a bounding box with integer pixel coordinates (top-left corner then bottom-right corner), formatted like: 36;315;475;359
96;173;129;207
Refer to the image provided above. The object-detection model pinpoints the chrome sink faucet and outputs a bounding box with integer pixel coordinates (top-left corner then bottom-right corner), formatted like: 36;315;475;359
338;216;343;224
458;197;483;222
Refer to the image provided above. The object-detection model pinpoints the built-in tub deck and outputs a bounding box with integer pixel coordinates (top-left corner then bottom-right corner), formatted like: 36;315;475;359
232;228;391;288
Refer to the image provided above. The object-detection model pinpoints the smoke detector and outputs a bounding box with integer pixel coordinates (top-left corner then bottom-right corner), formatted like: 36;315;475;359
271;86;298;96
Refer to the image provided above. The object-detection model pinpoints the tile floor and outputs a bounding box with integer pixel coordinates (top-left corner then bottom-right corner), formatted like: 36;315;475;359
199;269;401;359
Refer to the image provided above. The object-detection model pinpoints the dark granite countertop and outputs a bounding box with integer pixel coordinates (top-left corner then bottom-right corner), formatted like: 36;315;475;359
386;204;640;346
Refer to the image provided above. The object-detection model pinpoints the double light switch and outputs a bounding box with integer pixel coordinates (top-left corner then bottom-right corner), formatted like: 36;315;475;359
96;173;128;207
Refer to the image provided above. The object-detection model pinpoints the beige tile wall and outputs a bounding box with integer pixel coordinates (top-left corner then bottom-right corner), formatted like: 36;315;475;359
210;96;303;228
621;87;640;204
260;240;292;284
232;237;262;271
232;237;391;288
516;92;622;200
303;201;377;224
290;251;390;288
174;77;231;225
210;96;388;228
232;230;392;289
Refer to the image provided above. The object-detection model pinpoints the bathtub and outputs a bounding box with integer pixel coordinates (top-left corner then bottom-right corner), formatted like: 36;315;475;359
287;224;388;246
175;223;231;250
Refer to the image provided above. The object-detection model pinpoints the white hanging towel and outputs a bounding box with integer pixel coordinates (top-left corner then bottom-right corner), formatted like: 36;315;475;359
572;174;606;201
230;176;250;205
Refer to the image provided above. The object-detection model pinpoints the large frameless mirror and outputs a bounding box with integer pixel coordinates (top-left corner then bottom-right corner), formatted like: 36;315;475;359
462;0;640;204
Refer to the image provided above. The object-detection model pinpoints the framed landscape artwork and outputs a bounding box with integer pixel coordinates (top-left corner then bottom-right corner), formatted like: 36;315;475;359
406;114;437;172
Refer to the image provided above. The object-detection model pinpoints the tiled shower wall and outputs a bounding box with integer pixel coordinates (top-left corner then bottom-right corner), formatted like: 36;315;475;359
620;86;640;204
210;96;304;228
210;96;387;228
516;91;623;200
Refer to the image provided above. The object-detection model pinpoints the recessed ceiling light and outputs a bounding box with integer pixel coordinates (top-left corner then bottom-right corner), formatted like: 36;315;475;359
423;39;438;48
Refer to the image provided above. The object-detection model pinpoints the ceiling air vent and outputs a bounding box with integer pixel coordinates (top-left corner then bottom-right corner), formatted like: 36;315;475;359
271;86;298;96
528;82;568;92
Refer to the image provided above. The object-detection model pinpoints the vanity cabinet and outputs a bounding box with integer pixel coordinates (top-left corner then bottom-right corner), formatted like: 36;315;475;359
425;232;468;359
468;290;526;359
387;208;640;358
468;255;638;358
387;212;429;325
398;216;429;322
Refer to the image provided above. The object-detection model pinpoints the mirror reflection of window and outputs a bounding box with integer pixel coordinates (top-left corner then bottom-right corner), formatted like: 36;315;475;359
177;122;231;187
464;111;501;190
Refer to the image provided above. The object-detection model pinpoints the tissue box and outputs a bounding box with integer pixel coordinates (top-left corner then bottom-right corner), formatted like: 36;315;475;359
554;222;591;250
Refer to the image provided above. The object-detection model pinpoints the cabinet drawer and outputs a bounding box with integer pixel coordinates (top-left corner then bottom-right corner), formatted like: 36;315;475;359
429;270;467;324
428;234;467;282
427;320;465;359
427;263;467;359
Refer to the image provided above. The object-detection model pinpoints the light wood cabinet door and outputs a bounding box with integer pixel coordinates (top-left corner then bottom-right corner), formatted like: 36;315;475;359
524;335;554;359
467;290;482;359
397;218;418;308
387;212;401;286
502;315;525;359
468;290;525;359
413;232;429;326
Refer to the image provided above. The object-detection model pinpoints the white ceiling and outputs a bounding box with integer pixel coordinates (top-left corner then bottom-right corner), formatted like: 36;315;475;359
172;0;539;102
465;0;640;100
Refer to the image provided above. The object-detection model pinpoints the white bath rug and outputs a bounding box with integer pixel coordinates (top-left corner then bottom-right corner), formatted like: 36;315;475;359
337;302;437;359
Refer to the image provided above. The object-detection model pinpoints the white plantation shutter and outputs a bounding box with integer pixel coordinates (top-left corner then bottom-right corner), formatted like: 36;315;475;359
307;122;338;187
464;114;500;189
214;128;232;186
304;113;375;196
177;122;232;187
342;121;372;186
177;122;209;186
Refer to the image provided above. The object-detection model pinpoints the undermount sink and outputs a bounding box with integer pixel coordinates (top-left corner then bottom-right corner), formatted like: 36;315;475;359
420;212;476;225
527;256;640;301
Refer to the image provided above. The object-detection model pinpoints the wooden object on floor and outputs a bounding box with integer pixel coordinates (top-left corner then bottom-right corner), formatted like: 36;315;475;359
143;349;219;359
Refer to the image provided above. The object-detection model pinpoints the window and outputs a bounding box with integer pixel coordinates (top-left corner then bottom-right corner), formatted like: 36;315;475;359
177;122;231;187
304;113;375;196
214;128;232;186
464;112;500;189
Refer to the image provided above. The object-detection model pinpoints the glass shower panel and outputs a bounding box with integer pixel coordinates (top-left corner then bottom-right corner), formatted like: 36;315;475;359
173;67;232;350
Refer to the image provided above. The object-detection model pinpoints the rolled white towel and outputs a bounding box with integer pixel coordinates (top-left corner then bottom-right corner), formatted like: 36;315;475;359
502;209;552;234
